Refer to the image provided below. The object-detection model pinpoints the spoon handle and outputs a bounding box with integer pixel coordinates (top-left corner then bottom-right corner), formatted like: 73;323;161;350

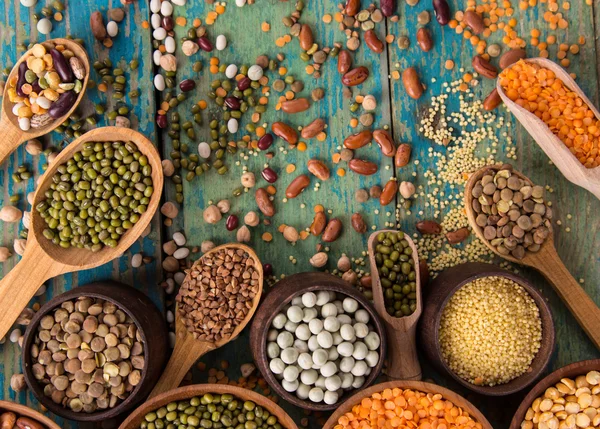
383;322;422;381
0;114;25;165
534;248;600;350
0;243;63;339
148;329;215;399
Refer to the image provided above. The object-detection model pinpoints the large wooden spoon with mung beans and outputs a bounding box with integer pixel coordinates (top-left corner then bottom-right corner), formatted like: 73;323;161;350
0;127;163;340
367;230;422;381
465;165;600;350
497;57;600;200
148;243;264;399
0;38;89;165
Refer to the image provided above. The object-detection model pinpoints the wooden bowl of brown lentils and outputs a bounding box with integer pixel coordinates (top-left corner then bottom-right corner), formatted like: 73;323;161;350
22;282;169;422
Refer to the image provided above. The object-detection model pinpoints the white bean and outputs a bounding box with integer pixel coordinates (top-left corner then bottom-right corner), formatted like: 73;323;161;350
323;316;340;333
287;305;303;323
352;375;365;388
153;74;165;91
351;361;368;377
320;361;337;377
297;383;310;399
317;331;333;349
36;96;51;109
9;329;21;343
337;314;352;325
107;21;119;37
151;13;161;29
267;329;278;342
312;349;328;367
316;291;330;306
276;331;293;349
340;324;356;342
282;379;299;392
18;117;30;131
366;350;379;368
172;0;187;5
352;342;368;360
272;313;287;329
153;50;162;66
20;0;37;7
215;34;227;51
293;339;308;353
173;232;186;246
309;387;324;403
150;0;161;13
353;323;369;339
297;353;313;370
365;332;381;351
165;36;176;53
173;247;189;260
227;118;238;133
327;347;339;361
283;365;299;382
267;342;280;359
302;292;317;308
321;303;337;318
340;372;354;388
36;18;52;34
284;320;298;333
235;0;246;6
160;1;173;16
308;318;323;335
295;324;311;341
340;356;355;373
302;307;317;322
332;332;343;346
131;253;143;268
325;375;342;392
13;103;24;116
333;300;344;313
337;342;354;357
269;358;285;375
153;27;167;41
300;369;318;385
225;64;238;79
355;309;370;324
324;390;339;405
248;64;263;81
281;347;298;365
343;297;359;313
291;296;303;306
307;335;319;351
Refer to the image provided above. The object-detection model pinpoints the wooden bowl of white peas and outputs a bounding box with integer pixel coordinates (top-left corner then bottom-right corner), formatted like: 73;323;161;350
249;273;387;411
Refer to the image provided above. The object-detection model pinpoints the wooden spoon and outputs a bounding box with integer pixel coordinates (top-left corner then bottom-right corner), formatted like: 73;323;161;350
465;165;600;350
0;38;90;165
148;243;263;399
0;127;163;340
367;230;422;381
497;58;600;200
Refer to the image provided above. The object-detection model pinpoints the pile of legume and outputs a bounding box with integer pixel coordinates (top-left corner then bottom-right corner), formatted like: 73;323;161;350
520;370;600;429
372;231;417;317
334;387;483;429
499;60;600;168
0;409;49;429
35;140;153;251
439;276;542;386
138;393;284;429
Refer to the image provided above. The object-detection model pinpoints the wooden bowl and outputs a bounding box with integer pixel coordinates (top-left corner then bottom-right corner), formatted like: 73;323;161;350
249;272;387;411
0;400;62;429
419;262;555;396
323;380;493;429
118;384;299;429
509;359;600;429
22;282;169;422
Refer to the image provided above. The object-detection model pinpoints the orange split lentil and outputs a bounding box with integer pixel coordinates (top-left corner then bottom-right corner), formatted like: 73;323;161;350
261;21;270;32
500;60;600;168
334;388;483;429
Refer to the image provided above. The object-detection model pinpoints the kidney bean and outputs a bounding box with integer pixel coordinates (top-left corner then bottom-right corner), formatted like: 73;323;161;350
446;227;470;244
343;130;372;150
281;98;310;114
90;11;107;41
472;55;497;79
179;79;196;92
463;10;484;34
345;0;360;16
380;0;395;17
342;66;369;87
31;79;42;93
348;159;378;175
237;76;251;90
499;48;526;69
373;129;396;157
156;114;167;129
402;67;424;99
255;188;275;217
351;213;367;233
395;143;412;167
416;220;442;235
198;36;213;52
16;62;28;97
416;28;433;52
261;167;278;183
307;159;330;181
380;179;398;206
258;133;274;150
263;263;273;276
299;24;314;51
48;91;77;119
483;88;502;111
338;50;352;74
310;211;327;236
16;417;45;429
364;30;384;54
301;118;326;139
433;0;450;25
225;96;241;110
322;218;343;242
271;121;298;145
50;49;74;83
285;174;310;198
226;215;239;231
162;16;174;31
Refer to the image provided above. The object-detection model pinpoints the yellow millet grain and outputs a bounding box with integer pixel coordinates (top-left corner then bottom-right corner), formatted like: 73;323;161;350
439;276;542;387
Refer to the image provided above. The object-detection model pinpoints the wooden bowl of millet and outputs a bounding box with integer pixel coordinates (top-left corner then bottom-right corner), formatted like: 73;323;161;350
419;262;555;396
22;282;169;422
249;272;387;411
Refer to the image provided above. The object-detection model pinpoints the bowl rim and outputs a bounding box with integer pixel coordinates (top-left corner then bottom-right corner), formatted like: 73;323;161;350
249;272;387;411
0;399;62;429
509;359;600;429
117;383;300;429
423;262;555;396
22;282;157;422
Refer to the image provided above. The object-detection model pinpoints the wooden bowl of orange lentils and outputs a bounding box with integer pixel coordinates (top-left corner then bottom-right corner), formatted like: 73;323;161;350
323;380;493;429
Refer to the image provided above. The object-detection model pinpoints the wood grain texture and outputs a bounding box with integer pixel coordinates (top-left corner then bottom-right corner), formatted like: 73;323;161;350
0;399;62;429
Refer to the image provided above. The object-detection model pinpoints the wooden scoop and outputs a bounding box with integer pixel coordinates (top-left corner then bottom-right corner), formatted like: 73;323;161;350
0;127;163;340
497;58;600;200
367;230;422;381
465;165;600;350
149;243;263;398
0;38;90;165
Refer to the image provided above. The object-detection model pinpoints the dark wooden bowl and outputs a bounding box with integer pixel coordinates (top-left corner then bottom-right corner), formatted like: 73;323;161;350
509;359;600;429
419;262;555;396
323;380;493;429
249;272;387;411
0;400;62;429
118;384;299;429
22;282;169;422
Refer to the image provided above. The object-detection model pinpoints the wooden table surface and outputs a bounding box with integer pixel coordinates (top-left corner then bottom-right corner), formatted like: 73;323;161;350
1;0;599;428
